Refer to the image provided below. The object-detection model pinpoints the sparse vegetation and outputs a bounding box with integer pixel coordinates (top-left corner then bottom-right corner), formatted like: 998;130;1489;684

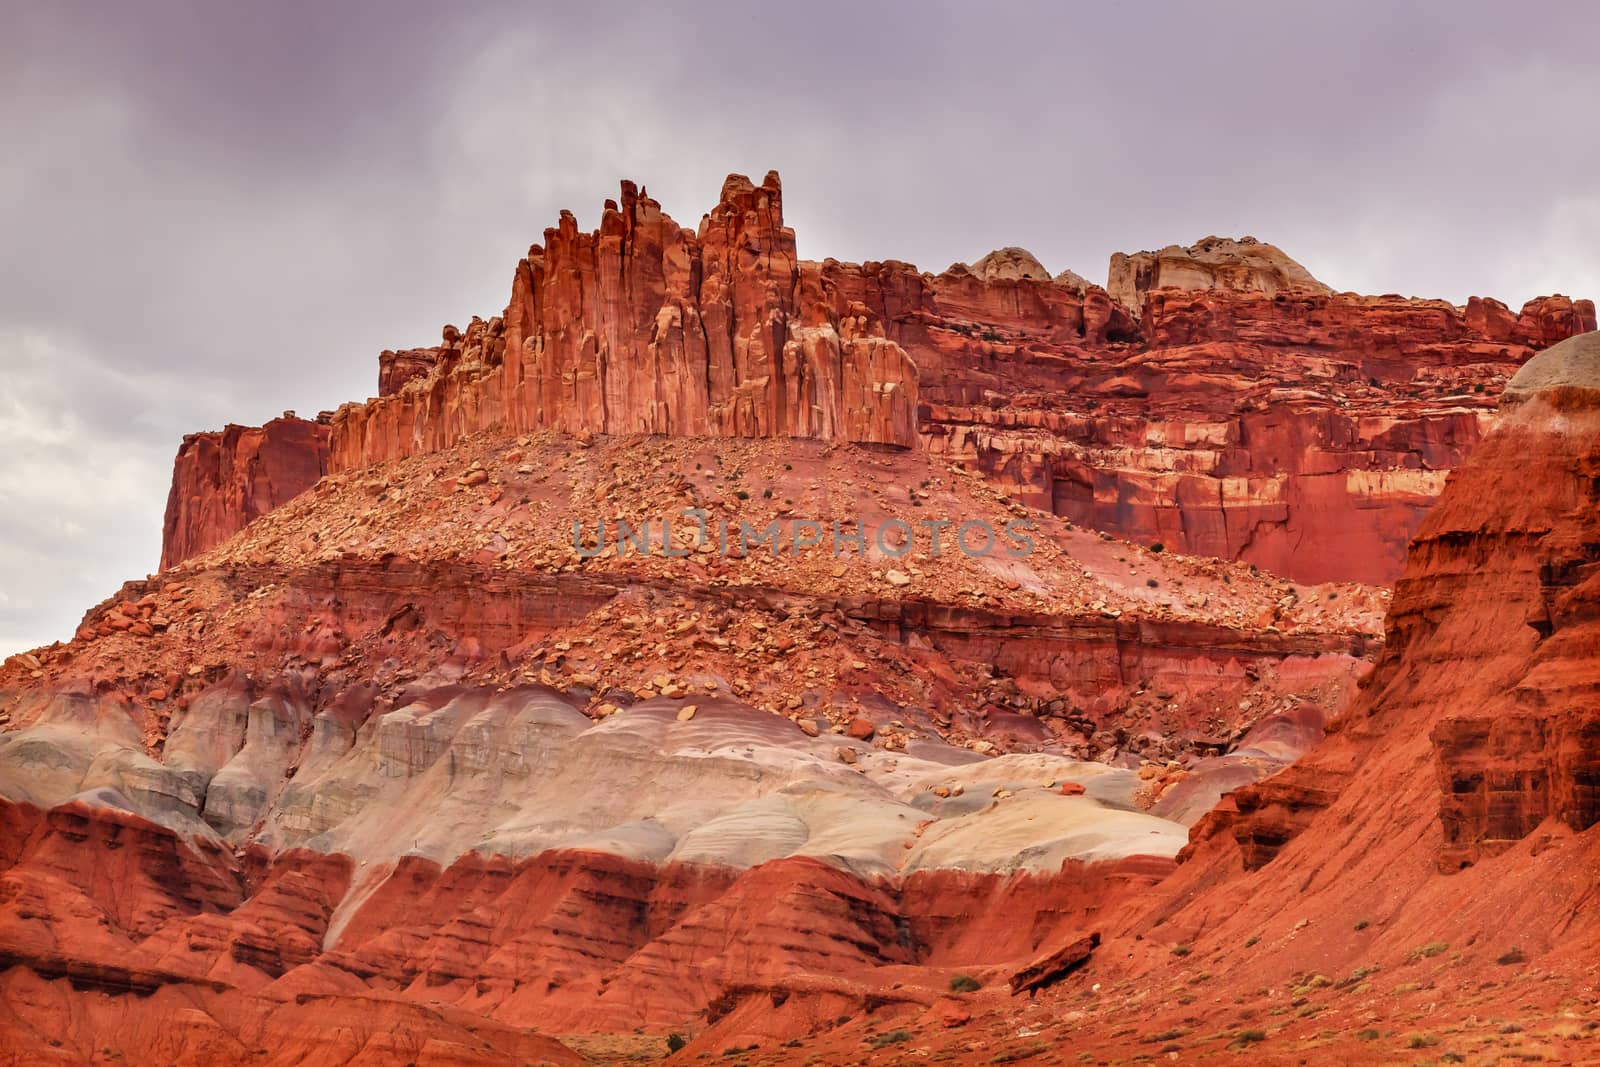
667;1033;688;1053
1354;919;1369;931
1411;941;1449;959
1244;935;1261;947
1170;944;1192;957
949;974;982;993
1408;1032;1440;1049
1341;963;1379;987
1357;1028;1381;1041
1142;1028;1188;1043
866;1030;912;1048
1496;945;1528;965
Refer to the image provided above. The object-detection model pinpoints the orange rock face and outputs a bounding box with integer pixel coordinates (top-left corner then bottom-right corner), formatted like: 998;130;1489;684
156;173;1593;589
17;168;1600;1063
160;416;330;570
329;172;921;474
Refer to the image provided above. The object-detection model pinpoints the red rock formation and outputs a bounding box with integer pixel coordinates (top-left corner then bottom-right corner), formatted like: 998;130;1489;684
0;427;1379;1058
156;174;1595;587
161;416;330;570
316;177;1590;587
329;173;921;472
1107;234;1332;313
377;346;440;396
925;329;1600;1059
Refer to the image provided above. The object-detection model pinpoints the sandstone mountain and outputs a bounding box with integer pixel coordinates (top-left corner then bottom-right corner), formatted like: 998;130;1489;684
161;174;1593;586
3;172;1598;1065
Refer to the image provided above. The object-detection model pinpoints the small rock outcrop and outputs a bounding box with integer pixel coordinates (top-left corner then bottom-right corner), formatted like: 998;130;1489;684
1107;234;1332;314
965;246;1053;282
160;416;329;570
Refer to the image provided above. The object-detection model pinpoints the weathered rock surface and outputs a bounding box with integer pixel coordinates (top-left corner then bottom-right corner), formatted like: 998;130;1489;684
161;416;330;570
3;427;1376;1059
884;326;1600;1063
964;246;1053;282
1107;234;1332;313
17;165;1600;1063
156;175;1594;589
330;172;921;474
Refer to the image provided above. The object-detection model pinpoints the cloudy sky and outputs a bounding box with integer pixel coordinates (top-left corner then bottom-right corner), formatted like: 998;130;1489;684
2;0;1597;655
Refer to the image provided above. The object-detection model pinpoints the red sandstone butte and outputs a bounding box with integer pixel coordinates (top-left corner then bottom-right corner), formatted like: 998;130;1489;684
329;172;921;473
153;173;1593;587
160;415;330;570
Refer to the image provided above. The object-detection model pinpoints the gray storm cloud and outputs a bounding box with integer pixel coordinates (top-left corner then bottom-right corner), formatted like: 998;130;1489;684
1;0;1597;653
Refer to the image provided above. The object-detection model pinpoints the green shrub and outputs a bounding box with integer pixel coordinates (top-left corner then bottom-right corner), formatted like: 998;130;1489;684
866;1030;912;1048
667;1033;688;1053
949;974;982;993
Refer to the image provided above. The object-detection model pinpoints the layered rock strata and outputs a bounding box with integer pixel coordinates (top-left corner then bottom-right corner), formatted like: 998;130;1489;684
161;416;331;570
158;174;1593;588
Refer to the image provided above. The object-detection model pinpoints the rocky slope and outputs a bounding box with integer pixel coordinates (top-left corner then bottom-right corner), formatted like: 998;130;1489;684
722;328;1600;1066
4;169;1597;1065
0;424;1382;1062
161;173;1593;585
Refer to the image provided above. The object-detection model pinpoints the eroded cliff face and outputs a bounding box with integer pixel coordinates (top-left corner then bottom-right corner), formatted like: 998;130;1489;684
1106;234;1333;314
329;173;921;474
905;328;1600;1063
17;168;1600;1063
156;173;1594;586
160;416;330;570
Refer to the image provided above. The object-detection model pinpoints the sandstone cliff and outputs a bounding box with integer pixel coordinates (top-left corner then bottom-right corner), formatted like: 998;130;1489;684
156;174;1594;589
329;173;920;476
906;328;1600;1062
160;416;330;570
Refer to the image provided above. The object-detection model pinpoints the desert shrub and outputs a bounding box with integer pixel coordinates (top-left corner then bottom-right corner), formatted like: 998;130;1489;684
1496;946;1528;965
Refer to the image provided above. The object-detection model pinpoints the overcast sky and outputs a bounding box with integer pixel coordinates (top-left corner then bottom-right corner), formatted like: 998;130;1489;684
2;0;1597;655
